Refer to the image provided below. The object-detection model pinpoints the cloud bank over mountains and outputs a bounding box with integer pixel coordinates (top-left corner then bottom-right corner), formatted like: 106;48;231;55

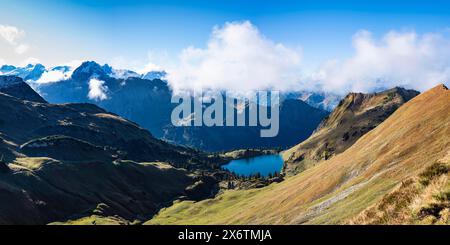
1;21;449;94
36;69;71;84
311;29;450;94
35;61;83;84
165;21;450;94
166;21;303;92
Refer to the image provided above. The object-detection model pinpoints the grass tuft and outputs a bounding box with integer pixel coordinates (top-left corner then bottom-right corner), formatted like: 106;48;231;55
419;162;449;186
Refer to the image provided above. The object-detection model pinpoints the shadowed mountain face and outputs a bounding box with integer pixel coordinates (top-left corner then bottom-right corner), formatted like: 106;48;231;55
147;84;449;225
0;158;194;225
35;61;329;152
163;99;328;152
0;89;201;165
36;62;174;139
0;79;221;224
0;62;329;153
0;76;47;103
282;87;420;176
0;137;20;163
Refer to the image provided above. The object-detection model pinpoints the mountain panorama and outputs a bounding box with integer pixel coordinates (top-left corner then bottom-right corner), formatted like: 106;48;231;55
0;69;449;226
1;62;331;152
1;2;450;238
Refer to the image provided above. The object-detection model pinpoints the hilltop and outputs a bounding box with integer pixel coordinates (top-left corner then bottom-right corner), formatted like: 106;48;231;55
0;76;47;103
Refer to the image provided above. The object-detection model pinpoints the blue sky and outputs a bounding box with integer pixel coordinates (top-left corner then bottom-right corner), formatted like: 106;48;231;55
1;0;450;92
1;0;449;66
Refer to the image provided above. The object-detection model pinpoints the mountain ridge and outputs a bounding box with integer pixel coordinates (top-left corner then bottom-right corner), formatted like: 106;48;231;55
282;86;419;176
0;76;47;103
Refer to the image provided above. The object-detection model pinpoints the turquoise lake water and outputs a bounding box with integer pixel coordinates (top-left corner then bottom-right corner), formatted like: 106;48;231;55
222;154;284;177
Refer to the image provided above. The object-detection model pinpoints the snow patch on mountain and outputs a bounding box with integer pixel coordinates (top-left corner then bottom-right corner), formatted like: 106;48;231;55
283;91;342;111
0;63;45;81
142;71;167;80
298;92;341;111
0;64;77;84
111;69;140;79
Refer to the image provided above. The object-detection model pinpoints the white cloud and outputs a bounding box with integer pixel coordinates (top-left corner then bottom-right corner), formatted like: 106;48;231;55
166;21;302;92
88;78;108;101
138;50;171;74
63;60;83;69
36;70;69;84
34;60;81;84
20;57;40;66
311;30;450;93
139;62;163;74
0;25;25;44
109;51;170;76
0;25;29;55
15;44;29;54
110;56;140;72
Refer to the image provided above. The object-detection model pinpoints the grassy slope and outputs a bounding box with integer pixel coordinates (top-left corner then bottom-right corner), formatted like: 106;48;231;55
147;84;450;225
1;158;193;225
348;159;449;225
49;215;129;225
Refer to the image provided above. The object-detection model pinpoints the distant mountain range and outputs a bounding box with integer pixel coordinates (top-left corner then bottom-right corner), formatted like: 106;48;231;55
33;61;181;143
283;91;341;111
0;63;168;82
1;63;339;110
2;61;331;152
0;63;47;81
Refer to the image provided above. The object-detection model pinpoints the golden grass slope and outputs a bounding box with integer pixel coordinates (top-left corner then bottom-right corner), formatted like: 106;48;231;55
147;84;450;225
349;158;449;225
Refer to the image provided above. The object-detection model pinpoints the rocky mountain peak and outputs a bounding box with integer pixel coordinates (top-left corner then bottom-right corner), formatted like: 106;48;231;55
0;65;17;73
71;61;107;80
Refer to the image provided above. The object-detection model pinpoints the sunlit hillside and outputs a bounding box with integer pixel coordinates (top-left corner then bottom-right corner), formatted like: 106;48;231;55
147;84;450;225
